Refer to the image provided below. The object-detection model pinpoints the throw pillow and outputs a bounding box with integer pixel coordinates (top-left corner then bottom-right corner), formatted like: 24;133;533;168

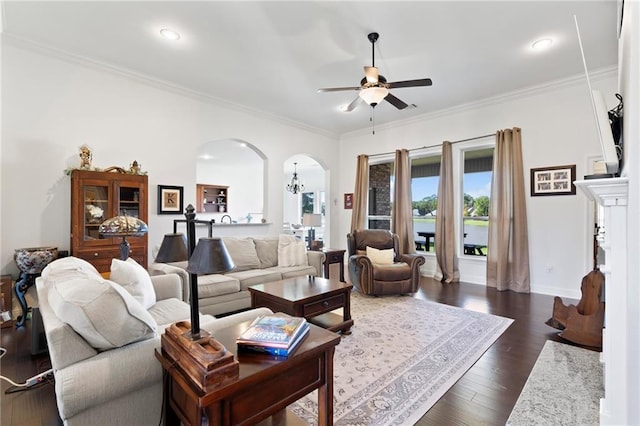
109;258;156;309
222;237;260;272
277;234;309;267
47;276;157;351
41;256;101;284
366;246;395;265
254;238;279;269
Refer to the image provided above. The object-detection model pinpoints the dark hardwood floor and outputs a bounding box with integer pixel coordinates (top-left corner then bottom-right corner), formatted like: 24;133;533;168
0;274;589;426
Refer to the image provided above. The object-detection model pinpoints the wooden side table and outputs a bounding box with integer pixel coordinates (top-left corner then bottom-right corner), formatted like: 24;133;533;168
320;248;346;282
156;321;340;426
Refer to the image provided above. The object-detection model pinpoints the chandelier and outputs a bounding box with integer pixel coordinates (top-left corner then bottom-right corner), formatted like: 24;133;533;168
286;162;305;194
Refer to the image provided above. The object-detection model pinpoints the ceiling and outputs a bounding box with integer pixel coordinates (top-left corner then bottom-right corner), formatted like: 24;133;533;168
1;1;618;136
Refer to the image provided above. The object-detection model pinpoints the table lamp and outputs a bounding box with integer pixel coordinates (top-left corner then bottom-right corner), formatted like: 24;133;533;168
98;215;148;260
155;233;188;263
160;204;239;391
302;213;322;249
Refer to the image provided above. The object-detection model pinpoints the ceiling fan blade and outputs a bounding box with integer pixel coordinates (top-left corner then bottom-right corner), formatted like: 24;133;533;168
385;92;409;110
364;66;379;84
317;86;361;93
387;78;433;89
344;96;363;112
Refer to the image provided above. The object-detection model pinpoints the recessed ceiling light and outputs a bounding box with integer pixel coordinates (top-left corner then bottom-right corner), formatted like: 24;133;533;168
160;28;181;41
532;38;553;50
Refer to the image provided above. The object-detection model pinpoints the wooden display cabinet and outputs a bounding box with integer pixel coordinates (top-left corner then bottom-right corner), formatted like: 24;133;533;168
70;170;148;273
196;184;228;213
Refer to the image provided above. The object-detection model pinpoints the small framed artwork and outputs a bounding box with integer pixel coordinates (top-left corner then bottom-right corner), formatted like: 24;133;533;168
157;185;184;214
344;193;353;209
530;165;576;196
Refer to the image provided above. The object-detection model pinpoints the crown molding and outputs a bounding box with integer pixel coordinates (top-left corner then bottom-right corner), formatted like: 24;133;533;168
342;65;618;139
2;34;338;140
4;33;616;142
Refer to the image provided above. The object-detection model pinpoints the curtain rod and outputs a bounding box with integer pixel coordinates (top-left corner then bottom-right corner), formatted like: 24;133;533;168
367;133;495;159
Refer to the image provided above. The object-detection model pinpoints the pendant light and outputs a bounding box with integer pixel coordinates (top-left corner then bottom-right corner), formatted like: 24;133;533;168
286;162;305;194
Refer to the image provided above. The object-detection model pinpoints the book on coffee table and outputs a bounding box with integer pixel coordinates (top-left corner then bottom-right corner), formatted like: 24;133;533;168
237;313;309;355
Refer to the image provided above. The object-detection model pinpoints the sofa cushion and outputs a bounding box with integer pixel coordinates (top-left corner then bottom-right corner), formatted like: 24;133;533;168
277;234;309;267
372;262;412;280
196;274;241;298
225;269;284;290
254;237;279;268
109;258;156;309
223;237;261;272
147;298;193;326
41;256;101;283
271;265;317;278
47;276;157;351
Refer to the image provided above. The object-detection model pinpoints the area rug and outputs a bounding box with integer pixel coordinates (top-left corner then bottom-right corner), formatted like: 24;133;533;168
289;292;513;425
506;340;603;426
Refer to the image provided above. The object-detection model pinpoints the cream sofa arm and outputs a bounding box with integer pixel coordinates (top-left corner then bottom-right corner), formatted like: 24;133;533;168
55;336;162;420
150;273;183;301
148;262;190;302
306;251;326;276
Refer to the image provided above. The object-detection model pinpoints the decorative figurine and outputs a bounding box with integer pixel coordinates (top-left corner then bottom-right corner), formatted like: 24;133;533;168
129;160;141;174
79;145;92;169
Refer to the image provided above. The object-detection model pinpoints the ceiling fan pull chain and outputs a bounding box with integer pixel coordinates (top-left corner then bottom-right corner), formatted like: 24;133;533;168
371;106;376;135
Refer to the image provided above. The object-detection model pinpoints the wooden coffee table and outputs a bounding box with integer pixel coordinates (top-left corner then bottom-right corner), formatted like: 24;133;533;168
249;276;354;334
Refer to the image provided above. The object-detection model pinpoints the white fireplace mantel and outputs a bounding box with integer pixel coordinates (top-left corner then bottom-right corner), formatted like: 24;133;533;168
574;177;629;425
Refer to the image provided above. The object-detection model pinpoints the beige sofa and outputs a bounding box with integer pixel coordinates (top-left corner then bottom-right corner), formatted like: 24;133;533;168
150;236;325;316
37;256;272;426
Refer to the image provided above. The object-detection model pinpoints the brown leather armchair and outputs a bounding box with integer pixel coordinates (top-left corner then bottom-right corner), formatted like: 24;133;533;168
347;229;425;296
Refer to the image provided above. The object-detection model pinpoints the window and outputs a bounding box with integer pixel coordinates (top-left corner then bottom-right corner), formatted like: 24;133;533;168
366;140;494;257
411;155;441;252
461;148;493;256
301;192;314;215
367;162;393;230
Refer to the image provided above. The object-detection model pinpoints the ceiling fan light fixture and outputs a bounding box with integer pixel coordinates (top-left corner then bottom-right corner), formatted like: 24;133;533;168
359;86;389;106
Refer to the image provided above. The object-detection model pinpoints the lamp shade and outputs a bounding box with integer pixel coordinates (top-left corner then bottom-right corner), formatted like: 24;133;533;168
98;215;148;237
302;213;322;228
186;237;235;275
358;86;389;106
155;233;188;263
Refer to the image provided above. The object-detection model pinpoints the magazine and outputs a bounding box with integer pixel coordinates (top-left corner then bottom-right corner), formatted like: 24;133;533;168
238;323;309;356
236;313;308;349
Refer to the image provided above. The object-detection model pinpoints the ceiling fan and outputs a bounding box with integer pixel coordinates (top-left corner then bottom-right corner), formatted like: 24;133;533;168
318;32;433;112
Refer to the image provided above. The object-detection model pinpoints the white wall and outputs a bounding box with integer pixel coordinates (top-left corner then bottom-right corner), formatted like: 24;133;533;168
338;71;618;299
0;40;340;276
0;37;621;301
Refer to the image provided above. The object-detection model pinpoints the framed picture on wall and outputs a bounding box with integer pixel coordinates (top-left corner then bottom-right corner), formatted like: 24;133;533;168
157;185;184;214
344;193;353;209
530;165;576;196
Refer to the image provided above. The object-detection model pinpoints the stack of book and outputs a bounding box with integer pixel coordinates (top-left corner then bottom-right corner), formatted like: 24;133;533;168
236;313;309;357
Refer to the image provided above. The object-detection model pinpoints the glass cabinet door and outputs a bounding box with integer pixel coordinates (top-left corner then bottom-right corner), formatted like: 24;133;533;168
83;185;109;241
118;185;141;218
